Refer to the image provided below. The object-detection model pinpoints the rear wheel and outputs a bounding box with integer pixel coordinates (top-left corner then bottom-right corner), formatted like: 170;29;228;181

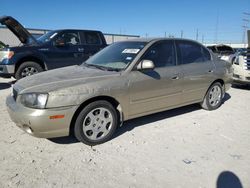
201;82;223;110
74;100;118;145
15;61;43;80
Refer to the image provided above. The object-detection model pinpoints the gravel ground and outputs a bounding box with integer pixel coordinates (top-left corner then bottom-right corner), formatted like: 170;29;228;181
0;77;249;188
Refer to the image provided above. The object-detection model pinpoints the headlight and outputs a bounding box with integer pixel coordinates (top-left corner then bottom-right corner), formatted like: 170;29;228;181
0;51;14;62
17;93;48;109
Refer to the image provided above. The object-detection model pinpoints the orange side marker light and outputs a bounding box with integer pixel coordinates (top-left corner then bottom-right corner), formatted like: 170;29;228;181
49;115;65;119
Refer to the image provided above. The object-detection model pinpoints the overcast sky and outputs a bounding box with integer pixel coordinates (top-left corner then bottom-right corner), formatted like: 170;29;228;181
1;0;250;43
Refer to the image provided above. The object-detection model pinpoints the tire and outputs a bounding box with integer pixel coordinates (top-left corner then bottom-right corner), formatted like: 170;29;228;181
74;100;118;145
15;61;43;80
201;82;223;111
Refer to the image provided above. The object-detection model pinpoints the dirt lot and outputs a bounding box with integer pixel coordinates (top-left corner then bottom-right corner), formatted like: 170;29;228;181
0;77;249;188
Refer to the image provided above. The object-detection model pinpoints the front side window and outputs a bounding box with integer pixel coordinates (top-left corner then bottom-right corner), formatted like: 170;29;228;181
83;41;146;70
142;41;176;67
57;31;80;46
177;41;206;64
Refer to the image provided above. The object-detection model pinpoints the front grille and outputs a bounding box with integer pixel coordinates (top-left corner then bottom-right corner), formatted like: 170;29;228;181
233;74;240;78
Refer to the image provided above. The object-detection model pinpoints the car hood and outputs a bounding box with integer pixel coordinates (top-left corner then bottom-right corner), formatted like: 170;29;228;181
0;16;37;45
14;65;121;95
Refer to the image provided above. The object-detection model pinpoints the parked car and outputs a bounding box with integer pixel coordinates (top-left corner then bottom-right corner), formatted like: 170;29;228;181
232;48;250;85
228;48;247;64
6;38;233;145
0;16;107;79
207;44;235;62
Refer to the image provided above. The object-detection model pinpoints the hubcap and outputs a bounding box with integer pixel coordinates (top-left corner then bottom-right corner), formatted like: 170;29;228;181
82;107;113;141
21;67;38;77
208;85;222;107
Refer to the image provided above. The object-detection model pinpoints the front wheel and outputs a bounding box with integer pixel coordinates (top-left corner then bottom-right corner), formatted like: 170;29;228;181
74;100;118;145
15;61;43;80
201;82;223;110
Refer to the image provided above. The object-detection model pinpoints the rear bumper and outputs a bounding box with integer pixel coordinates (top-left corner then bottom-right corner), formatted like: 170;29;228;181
0;64;14;78
6;95;78;138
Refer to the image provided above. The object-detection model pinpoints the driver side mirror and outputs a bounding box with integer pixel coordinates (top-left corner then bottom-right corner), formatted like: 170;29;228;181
137;60;155;71
55;38;66;47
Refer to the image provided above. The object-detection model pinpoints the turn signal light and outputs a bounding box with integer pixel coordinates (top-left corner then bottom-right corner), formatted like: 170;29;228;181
49;115;65;119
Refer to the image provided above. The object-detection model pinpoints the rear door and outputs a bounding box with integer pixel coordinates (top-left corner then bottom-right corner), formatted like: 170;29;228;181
175;40;215;103
80;31;105;62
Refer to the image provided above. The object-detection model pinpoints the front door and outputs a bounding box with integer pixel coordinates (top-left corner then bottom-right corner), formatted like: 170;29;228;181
45;31;85;69
128;40;183;118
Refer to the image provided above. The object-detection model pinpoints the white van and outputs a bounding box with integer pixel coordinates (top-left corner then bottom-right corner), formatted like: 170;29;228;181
232;48;250;85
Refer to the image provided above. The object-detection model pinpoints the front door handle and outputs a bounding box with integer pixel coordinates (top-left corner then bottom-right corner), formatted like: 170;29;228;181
171;75;179;80
78;48;84;52
208;70;214;73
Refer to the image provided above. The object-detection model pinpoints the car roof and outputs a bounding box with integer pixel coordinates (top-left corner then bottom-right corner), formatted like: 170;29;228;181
52;29;102;33
118;37;204;45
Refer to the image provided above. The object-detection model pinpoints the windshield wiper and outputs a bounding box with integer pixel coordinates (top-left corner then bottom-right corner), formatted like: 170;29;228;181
82;62;104;70
103;67;121;72
83;63;121;72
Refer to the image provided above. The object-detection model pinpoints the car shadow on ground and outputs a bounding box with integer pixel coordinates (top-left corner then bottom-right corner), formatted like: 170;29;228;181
48;93;231;145
232;84;250;90
0;80;16;90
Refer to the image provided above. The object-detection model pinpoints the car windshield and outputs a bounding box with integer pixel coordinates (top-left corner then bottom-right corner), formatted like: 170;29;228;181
83;41;146;71
37;31;58;43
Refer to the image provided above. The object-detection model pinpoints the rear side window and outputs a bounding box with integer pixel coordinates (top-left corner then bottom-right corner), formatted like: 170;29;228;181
177;41;209;64
84;32;102;45
142;41;176;67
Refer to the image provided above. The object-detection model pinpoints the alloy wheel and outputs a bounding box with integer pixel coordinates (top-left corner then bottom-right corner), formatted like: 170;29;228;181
82;107;113;141
208;85;222;107
21;67;39;77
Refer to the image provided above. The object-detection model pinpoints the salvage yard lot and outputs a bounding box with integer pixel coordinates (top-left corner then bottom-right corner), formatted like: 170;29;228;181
0;77;250;188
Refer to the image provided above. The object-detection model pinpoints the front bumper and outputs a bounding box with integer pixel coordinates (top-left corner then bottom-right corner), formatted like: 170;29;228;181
0;64;15;78
232;71;250;85
6;95;78;138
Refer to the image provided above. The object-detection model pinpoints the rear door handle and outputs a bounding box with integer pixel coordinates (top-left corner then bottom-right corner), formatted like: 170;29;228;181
171;75;179;80
78;48;84;52
208;70;214;73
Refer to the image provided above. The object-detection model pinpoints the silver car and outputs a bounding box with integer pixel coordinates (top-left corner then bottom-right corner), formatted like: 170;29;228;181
6;38;233;145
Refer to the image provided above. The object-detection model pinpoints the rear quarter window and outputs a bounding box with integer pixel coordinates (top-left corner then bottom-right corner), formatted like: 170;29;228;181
202;47;211;61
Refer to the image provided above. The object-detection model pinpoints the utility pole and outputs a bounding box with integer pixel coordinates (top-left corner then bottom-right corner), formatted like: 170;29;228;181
242;12;250;47
196;29;199;41
164;31;167;38
202;35;204;44
214;11;219;44
181;30;183;38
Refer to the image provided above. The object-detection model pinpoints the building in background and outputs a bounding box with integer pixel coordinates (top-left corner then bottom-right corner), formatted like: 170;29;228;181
0;26;140;46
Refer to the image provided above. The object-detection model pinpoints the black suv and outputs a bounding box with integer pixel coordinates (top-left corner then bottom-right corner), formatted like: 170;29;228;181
0;16;107;79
